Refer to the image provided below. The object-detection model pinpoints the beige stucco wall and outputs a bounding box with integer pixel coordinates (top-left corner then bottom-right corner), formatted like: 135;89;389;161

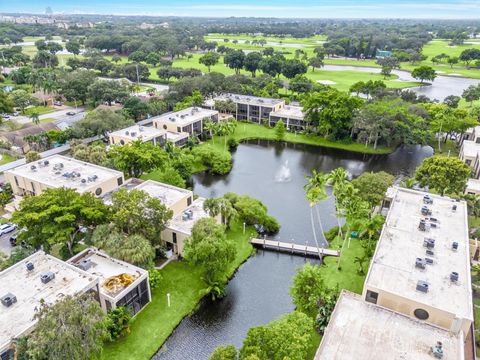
362;285;472;335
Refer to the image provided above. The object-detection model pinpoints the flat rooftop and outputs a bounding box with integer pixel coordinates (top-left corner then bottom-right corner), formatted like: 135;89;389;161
270;105;304;119
68;248;147;298
366;187;473;320
166;131;189;142
109;124;166;141
153;107;218;126
133;180;192;208
461;140;480;158
213;93;285;107
466;178;480;193
0;252;97;350
6;155;123;193
168;197;209;235
316;291;463;360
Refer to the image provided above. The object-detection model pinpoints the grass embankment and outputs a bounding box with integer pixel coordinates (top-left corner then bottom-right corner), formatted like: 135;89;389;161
0;153;17;165
101;221;254;360
203;122;393;155
22;106;56;116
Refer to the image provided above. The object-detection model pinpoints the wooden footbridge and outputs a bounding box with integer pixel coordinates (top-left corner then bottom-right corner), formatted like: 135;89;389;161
250;238;340;258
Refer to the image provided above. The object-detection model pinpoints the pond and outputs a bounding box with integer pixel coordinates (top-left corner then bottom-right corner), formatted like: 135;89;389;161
153;140;432;360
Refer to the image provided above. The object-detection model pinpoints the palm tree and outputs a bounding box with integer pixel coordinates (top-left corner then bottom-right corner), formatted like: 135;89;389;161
204;120;217;143
305;170;330;258
217;120;237;152
29;112;40;125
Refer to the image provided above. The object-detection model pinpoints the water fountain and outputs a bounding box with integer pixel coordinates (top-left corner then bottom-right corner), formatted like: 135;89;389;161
274;160;292;182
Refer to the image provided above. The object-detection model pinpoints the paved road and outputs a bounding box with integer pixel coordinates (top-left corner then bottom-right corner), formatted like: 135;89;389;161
0;229;17;256
12;106;86;126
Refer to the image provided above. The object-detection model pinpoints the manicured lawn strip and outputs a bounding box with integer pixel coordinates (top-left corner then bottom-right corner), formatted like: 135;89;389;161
469;216;480;230
0;153;17;165
22;106;56;116
101;221;254;360
206;33;327;45
203;122;392;155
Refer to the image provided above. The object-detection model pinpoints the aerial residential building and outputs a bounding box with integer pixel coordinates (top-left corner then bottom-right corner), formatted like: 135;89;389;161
315;290;465;360
0;252;99;358
152;107;219;137
165;131;189;147
459;140;480;178
206;93;285;123
68;248;151;316
269;105;306;131
465;178;480;195
462;125;480;144
363;187;473;335
108;124;167;146
131;180;219;255
5;155;124;197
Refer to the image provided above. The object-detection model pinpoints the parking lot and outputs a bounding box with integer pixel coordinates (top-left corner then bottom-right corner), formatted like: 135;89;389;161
0;229;17;256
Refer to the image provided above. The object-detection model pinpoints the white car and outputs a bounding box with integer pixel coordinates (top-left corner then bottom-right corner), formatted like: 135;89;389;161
0;223;17;236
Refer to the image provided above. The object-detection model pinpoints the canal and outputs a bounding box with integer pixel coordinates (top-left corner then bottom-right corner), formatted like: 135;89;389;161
153;140;433;360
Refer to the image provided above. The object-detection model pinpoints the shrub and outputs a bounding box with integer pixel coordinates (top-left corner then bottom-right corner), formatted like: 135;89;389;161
194;146;232;175
148;268;163;289
227;137;239;151
105;306;132;341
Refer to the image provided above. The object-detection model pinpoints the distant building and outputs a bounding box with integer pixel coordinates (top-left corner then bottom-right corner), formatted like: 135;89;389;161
206;93;284;124
465;178;480;195
269;105;305;131
152;107;219;137
109;124;167;146
459;140;480;178
68;248;151;316
5;155;124;197
375;50;392;59
315;290;465;360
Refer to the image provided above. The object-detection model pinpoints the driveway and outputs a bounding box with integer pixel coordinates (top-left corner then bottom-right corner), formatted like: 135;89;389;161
12;106;87;126
0;229;17;256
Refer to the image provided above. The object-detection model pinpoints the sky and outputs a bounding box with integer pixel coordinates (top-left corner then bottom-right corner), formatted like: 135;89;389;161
1;0;479;19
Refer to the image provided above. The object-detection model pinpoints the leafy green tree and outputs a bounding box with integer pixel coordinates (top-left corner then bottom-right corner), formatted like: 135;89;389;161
123;96;149;120
259;54;284;77
281;59;308;79
227;194;280;233
274;119;286;141
110;188;173;245
10;89;37;112
47;42;63;55
462;84;480;106
443;95;461;108
29;111;40;125
65;40;81;56
210;345;238;360
20;295;107;360
25;150;41;163
199;52;221;72
32;50;58;68
447;56;459;68
203;197;238;229
183;218;236;296
12;188;110;254
105;306;132;341
308;56;324;72
239;311;313;360
73;108;134;138
224;50;246;74
0;92;14;114
288;74;313;94
415;156;471;196
92;225;155;268
290;262;334;317
193;146;233;175
244;52;263;77
411;66;436;83
351;171;395;208
87;79;129;106
109;140;168;177
59;69;97;105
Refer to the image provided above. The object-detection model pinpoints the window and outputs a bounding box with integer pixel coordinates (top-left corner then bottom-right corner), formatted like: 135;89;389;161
95;188;102;196
163;124;167;130
117;177;123;186
172;232;177;244
177;126;181;132
365;290;378;304
105;300;112;311
476;138;480;144
466;159;472;165
414;308;429;320
120;140;125;145
14;176;19;186
187;197;192;206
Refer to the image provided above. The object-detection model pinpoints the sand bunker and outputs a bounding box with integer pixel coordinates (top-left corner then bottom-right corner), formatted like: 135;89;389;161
316;80;337;85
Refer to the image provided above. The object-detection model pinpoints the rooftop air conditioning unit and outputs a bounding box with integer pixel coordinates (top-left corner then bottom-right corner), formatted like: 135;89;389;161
426;249;434;256
419;220;427;231
44;160;49;166
30;165;37;171
432;341;444;359
450;271;459;282
423;238;435;249
125;131;129;135
78;258;92;271
81;179;87;184
452;242;459;251
131;132;136;136
425;258;434;265
26;262;34;271
1;293;17;307
423;195;433;204
416;280;429;293
40;271;55;284
452;205;457;212
182;212;189;221
415;258;426;269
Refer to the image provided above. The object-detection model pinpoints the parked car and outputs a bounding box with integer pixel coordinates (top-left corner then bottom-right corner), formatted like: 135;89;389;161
66;111;76;116
1;114;10;119
0;223;17;236
9;235;17;246
12;112;19;117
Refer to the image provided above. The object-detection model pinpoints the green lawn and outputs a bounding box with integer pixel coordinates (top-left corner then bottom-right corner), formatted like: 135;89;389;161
206;33;327;45
102;221;254;360
0;153;17;165
22;106;56;116
203;122;392;155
